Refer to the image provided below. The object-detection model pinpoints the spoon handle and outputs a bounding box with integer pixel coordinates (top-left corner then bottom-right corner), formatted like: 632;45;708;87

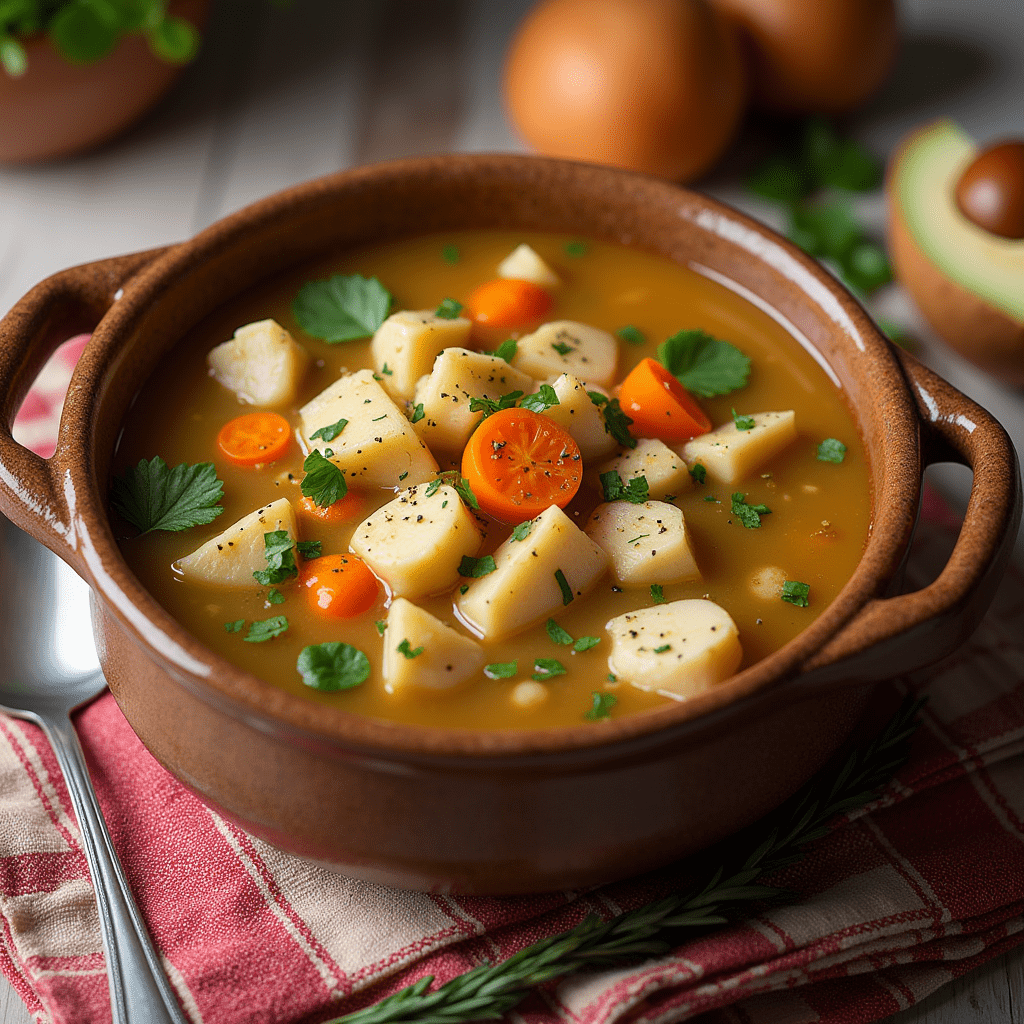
44;712;191;1024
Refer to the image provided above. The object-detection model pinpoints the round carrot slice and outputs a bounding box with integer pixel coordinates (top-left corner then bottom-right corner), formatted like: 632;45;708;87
298;493;363;524
217;412;292;467
300;554;380;619
462;408;582;525
618;358;712;441
465;278;553;329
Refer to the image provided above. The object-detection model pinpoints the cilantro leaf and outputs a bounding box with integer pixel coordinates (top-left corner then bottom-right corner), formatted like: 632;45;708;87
426;471;480;510
584;691;617;720
731;493;772;529
551;340;574;356
600;470;649;505
267;588;285;605
435;297;463;319
650;583;666;604
244;615;289;643
493;339;517;363
545;618;573;645
653;644;671;653
484;661;517;679
781;580;811;607
510;520;533;542
587;393;636;448
689;463;706;484
111;457;224;535
459;554;497;578
297;642;370;691
520;384;560;414
573;636;600;652
410;403;425;423
253;530;298;585
375;619;386;636
469;390;523;420
554;568;573;606
616;325;645;346
817;438;847;463
300;449;347;508
296;540;322;559
292;273;392;343
732;408;756;431
658;330;750;398
397;639;425;659
309;418;347;443
224;619;245;633
532;658;567;681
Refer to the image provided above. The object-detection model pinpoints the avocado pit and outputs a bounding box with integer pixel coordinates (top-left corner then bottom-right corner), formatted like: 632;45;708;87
955;141;1024;240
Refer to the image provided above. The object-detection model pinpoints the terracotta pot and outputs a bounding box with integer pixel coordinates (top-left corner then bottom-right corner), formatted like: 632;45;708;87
0;157;1019;894
0;0;209;164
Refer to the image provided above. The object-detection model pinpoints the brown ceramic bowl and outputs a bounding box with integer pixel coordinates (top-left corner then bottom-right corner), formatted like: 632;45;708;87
0;157;1019;894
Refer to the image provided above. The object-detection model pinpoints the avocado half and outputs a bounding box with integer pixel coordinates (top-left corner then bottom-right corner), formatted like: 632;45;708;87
887;120;1024;385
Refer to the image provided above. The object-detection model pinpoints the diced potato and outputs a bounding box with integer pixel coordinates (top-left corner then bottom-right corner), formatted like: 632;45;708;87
456;504;608;641
679;412;797;485
300;369;438;489
599;438;692;500
175;498;296;588
497;244;560;289
383;598;485;692
606;599;742;698
512;321;617;387
371;310;472;402
349;484;482;598
412;348;535;454
541;373;618;461
585;501;700;586
207;319;309;407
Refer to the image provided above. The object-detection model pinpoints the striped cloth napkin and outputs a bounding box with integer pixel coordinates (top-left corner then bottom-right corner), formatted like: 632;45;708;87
2;337;1022;1024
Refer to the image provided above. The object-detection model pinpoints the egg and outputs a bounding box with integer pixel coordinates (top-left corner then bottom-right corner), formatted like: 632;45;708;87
710;0;897;113
502;0;746;183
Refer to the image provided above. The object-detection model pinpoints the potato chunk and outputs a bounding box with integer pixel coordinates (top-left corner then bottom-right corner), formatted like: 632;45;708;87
598;438;692;500
585;501;700;586
207;319;309;407
607;600;742;698
175;498;296;588
541;373;618;461
680;412;796;485
349;484;482;598
456;504;608;641
412;348;535;454
383;598;485;692
497;244;560;289
512;321;617;387
371;310;472;402
300;369;437;489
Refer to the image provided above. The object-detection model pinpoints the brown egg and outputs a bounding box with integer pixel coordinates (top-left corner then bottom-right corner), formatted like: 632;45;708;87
502;0;746;183
955;141;1024;240
711;0;897;113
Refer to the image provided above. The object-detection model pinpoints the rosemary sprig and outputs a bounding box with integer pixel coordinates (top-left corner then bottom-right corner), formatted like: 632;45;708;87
328;696;925;1024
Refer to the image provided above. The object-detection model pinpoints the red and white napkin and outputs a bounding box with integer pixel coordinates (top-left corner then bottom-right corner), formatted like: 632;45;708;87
2;337;1022;1024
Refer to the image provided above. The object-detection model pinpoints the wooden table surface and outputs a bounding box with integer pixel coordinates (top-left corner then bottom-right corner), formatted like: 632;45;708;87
0;1;1020;1021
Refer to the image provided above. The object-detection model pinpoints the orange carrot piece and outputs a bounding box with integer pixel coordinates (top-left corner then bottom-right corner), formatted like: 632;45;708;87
618;358;712;442
465;278;553;329
298;493;363;524
217;412;292;467
299;554;380;619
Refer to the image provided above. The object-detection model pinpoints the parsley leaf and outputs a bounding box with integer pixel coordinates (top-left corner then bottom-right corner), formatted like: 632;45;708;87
441;244;460;265
573;635;600;652
584;691;617;720
564;240;588;257
410;403;425;423
111;457;224;535
459;554;497;578
817;438;847;463
297;642;370;691
551;339;574;356
599;396;636;448
546;618;573;645
533;658;567;681
426;471;480;510
435;297;463;319
510;520;533;542
375;619;386;636
520;384;560;414
253;530;298;585
689;463;707;484
300;449;347;508
600;470;649;504
732;408;756;431
245;615;289;643
650;583;666;604
292;273;392;342
224;619;245;633
493;338;517;363
781;580;811;607
802;116;882;192
469;390;523;420
616;325;645;346
653;643;671;653
554;568;573;605
309;418;347;443
296;540;322;559
267;588;285;605
731;493;772;529
484;661;518;679
397;639;425;659
658;330;751;398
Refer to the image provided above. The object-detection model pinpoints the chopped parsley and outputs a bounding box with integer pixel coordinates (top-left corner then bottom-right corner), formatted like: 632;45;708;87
689;463;707;484
244;615;289;643
600;470;649;504
381;363;393;376
435;297;463;319
397;639;425;659
551;339;574;356
509;520;533;542
469;390;523;419
781;580;811;607
267;588;285;605
650;584;665;604
493;338;517;363
817;438;847;463
657;329;750;398
371;414;387;422
573;635;600;653
459;584;469;595
110;456;224;535
520;384;559;414
532;658;567;681
584;691;617;720
564;240;588;258
587;392;637;448
441;244;460;265
224;619;245;633
296;540;321;560
426;471;480;509
732;408;756;431
410;403;425;423
253;531;298;585
731;492;772;529
554;568;573;606
616;325;645;346
653;643;671;653
459;554;497;578
375;619;386;636
308;418;348;443
300;449;347;508
704;495;720;503
627;534;650;545
297;642;370;691
292;273;392;343
484;661;517;679
545;618;573;645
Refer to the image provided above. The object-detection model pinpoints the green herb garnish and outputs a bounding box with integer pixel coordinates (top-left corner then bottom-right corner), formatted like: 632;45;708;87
459;584;469;595
292;273;392;343
653;643;671;653
650;584;665;604
732;409;756;431
573;636;600;653
493;338;517;363
426;471;480;510
459;554;497;578
244;615;288;643
520;384;560;414
817;438;847;463
554;569;573;606
469;390;523;419
781;580;811;607
689;463;707;484
296;540;322;560
587;393;637;448
484;661;517;679
110;457;224;535
397;639;425;659
731;493;772;529
300;449;347;508
599;471;649;505
532;658;567;681
435;297;464;320
583;691;617;720
267;588;285;605
381;363;393;376
375;620;386;636
550;340;574;356
441;244;460;265
616;325;645;346
410;403;425;423
252;531;298;586
545;619;573;645
564;240;588;257
224;619;244;633
297;642;370;691
509;520;533;542
658;330;750;398
627;534;649;545
309;418;348;443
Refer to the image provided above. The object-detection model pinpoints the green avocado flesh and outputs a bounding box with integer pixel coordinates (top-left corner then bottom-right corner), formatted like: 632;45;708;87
894;120;1023;322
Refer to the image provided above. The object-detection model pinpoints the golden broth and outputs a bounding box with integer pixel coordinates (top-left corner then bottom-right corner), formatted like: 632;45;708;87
114;231;870;730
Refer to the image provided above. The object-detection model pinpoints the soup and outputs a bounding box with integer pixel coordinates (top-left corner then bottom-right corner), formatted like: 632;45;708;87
112;231;870;730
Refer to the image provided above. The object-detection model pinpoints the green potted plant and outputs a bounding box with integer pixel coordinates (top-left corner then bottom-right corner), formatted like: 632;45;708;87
0;0;208;163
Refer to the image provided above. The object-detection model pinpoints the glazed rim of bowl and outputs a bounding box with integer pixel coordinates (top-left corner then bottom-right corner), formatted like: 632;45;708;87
62;154;917;759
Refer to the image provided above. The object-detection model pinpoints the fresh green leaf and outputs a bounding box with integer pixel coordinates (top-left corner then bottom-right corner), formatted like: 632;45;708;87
583;691;617;720
296;540;322;560
493;338;517;363
397;639;425;659
300;449;347;508
551;339;574;356
597;397;637;448
689;463;706;484
554;568;573;606
817;438;847;463
509;520;533;542
267;588;285;605
459;554;496;578
111;457;224;535
310;418;347;442
469;390;522;419
410;403;425;423
253;530;298;585
781;580;811;607
147;14;199;63
545;618;573;645
600;470;649;505
520;384;559;414
616;325;646;346
532;658;567;681
731;492;772;529
292;273;392;342
224;619;245;633
653;643;671;653
732;408;756;431
441;244;460;265
426;471;480;509
650;583;665;604
573;636;600;652
484;661;518;679
658;330;751;398
297;642;370;691
435;297;463;319
245;615;289;643
801;117;881;192
788;201;860;262
843;241;892;292
705;494;720;502
564;240;588;257
374;619;386;636
49;2;119;64
459;584;469;595
381;363;393;376
745;154;812;205
0;35;27;76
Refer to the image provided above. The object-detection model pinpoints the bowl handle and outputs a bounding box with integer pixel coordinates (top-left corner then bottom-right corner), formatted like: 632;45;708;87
797;348;1022;690
0;249;168;567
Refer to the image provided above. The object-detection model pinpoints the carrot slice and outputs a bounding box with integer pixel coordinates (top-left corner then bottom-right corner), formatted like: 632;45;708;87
300;554;380;619
217;412;292;466
462;408;582;525
298;493;363;523
465;278;553;329
618;358;712;441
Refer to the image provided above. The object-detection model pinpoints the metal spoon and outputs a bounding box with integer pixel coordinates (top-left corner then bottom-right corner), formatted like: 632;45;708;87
0;516;189;1024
